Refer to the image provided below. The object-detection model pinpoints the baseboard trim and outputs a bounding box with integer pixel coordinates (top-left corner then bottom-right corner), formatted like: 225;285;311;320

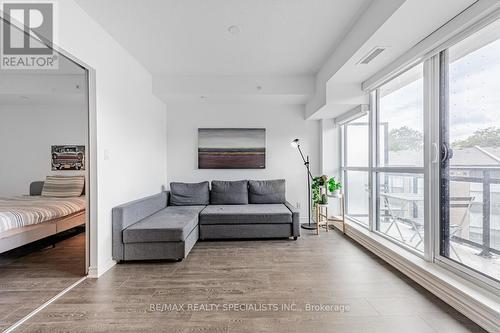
337;223;500;332
87;258;116;278
87;265;99;278
3;276;87;333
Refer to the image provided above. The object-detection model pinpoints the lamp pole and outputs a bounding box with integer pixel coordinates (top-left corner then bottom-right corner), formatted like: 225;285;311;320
293;140;315;230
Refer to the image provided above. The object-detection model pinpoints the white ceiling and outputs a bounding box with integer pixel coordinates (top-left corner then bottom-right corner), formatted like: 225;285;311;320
330;0;477;84
75;0;372;76
0;74;86;106
73;0;493;115
307;0;477;119
0;93;85;106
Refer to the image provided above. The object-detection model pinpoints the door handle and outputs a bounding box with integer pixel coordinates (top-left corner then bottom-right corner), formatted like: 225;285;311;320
432;143;439;163
440;143;453;163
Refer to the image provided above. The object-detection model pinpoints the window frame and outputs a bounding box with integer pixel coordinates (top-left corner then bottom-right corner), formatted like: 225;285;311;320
371;62;428;258
340;113;370;228
350;11;500;291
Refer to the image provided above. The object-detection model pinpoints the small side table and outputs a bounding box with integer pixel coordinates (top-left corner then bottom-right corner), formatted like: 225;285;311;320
328;194;346;234
315;203;329;235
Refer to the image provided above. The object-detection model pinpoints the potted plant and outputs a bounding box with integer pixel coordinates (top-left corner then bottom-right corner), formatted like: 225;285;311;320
328;177;342;197
311;175;329;205
312;175;343;207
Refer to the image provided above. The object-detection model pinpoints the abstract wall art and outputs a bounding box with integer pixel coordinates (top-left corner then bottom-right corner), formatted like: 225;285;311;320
198;128;266;169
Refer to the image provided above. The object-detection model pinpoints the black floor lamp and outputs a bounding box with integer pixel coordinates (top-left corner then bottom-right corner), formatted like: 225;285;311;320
291;138;316;230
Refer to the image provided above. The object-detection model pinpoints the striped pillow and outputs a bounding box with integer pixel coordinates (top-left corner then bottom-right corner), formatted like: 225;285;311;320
41;176;85;197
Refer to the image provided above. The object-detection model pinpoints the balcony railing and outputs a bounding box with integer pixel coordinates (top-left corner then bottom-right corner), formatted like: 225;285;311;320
346;168;500;257
449;166;500;257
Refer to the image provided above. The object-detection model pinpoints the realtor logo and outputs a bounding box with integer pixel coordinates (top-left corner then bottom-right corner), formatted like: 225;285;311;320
1;2;58;69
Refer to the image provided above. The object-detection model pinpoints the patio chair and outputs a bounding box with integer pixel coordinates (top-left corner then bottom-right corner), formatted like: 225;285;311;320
448;196;475;262
381;194;409;242
381;192;424;250
393;196;474;253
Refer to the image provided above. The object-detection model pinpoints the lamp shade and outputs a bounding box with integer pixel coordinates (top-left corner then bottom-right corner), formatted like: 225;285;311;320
291;138;299;148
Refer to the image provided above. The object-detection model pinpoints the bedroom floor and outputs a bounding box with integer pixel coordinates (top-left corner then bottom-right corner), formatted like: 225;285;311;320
0;228;85;332
11;230;486;333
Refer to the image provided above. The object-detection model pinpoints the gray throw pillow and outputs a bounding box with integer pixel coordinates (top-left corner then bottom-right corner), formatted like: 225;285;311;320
211;180;248;205
170;181;209;206
248;179;286;204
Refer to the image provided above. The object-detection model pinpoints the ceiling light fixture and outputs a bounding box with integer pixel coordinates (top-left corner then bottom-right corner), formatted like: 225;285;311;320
228;25;240;35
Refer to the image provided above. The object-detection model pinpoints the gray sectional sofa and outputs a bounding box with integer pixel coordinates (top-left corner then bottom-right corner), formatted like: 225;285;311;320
112;179;300;262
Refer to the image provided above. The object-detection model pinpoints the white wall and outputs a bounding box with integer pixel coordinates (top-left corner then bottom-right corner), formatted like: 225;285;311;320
320;118;342;215
0;104;86;196
26;0;169;276
166;102;320;217
321;118;341;178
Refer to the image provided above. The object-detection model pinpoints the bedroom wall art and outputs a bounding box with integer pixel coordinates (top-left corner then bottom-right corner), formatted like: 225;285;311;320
198;128;266;169
51;145;85;170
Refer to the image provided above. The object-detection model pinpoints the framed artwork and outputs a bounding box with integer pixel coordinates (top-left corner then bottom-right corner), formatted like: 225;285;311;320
51;145;85;170
198;128;266;169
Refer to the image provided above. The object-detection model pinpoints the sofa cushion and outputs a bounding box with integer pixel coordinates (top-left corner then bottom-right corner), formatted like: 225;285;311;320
248;179;286;204
199;204;292;225
170;181;209;206
210;180;248;205
123;206;205;243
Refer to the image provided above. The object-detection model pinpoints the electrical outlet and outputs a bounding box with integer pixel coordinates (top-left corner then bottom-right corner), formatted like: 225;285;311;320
296;202;301;209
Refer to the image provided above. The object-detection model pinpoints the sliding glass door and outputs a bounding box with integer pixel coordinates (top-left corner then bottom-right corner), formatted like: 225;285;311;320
339;12;500;287
439;18;500;282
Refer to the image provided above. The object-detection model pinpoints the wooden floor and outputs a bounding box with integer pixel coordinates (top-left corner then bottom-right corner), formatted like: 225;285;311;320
0;229;86;332
13;230;486;333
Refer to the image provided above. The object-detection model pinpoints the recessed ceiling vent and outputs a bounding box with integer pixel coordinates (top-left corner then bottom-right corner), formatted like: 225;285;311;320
358;47;386;65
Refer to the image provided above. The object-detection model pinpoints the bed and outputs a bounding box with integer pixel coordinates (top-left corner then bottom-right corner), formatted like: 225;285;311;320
0;181;86;253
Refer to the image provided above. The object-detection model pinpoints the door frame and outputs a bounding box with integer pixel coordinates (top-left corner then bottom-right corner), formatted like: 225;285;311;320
0;13;98;275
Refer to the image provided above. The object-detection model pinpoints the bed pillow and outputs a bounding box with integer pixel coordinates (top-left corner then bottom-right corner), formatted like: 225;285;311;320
248;179;286;204
41;176;85;197
170;181;210;206
210;180;248;205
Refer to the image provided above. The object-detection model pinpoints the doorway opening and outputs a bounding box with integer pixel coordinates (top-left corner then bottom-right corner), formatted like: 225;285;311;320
0;16;93;331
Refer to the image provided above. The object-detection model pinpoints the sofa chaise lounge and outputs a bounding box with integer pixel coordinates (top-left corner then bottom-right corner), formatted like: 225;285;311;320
112;179;300;262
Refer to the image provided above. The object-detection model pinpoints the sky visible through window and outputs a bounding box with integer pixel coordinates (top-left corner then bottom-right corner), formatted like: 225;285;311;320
379;21;500;145
379;72;423;137
449;34;500;142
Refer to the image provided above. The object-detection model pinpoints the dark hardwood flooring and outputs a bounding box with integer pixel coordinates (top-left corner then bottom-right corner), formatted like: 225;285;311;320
0;229;85;332
11;229;487;333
